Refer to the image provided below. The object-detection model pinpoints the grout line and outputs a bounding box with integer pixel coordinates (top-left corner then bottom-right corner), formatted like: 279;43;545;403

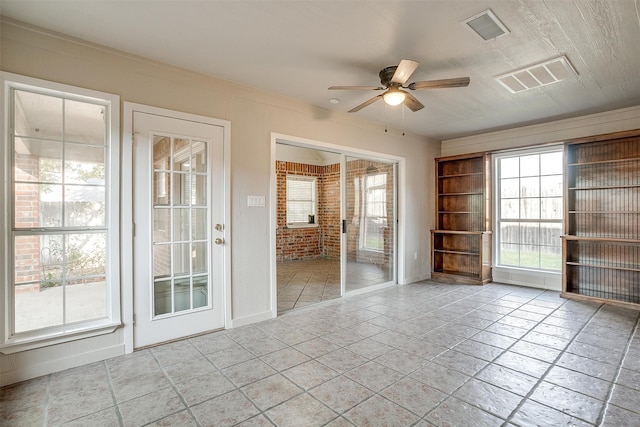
103;360;126;427
595;313;640;426
501;303;608;426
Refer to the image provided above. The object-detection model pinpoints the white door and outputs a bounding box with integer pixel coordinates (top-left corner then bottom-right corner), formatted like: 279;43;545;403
133;111;225;348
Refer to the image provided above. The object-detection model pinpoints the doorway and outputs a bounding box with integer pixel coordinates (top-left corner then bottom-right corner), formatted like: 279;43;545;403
130;107;229;349
272;135;400;315
275;144;342;313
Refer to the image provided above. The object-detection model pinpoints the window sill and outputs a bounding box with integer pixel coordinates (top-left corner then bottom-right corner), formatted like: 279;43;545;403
0;321;122;354
286;224;319;229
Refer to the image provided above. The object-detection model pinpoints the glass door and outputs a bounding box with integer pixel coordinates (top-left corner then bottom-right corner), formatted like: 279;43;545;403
343;157;396;293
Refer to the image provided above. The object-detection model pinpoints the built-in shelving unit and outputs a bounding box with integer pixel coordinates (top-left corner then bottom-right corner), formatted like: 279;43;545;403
431;153;492;285
562;133;640;307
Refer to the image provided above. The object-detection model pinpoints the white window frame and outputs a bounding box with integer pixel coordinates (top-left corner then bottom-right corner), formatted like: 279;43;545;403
0;73;121;353
493;145;564;273
286;175;318;228
361;173;387;251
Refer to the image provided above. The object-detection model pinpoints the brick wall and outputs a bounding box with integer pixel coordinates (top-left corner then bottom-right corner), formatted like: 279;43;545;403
14;153;42;285
276;161;341;261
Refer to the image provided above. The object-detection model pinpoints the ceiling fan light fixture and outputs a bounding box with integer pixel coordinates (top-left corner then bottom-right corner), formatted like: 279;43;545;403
383;89;405;106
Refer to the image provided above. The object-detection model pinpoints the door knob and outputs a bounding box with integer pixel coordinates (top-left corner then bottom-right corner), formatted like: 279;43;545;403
214;238;224;245
215;224;224;232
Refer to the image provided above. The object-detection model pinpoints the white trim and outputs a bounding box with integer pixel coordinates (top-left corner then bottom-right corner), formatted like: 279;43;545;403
492;267;561;290
344;280;397;298
402;272;431;285
270;132;406;319
1;72;121;352
122;102;231;353
0;342;124;387
229;310;274;328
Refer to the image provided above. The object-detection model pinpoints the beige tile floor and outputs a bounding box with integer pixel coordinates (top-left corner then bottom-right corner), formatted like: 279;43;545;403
277;259;391;313
2;280;640;426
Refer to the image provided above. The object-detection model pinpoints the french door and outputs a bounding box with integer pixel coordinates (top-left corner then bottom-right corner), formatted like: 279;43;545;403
133;111;225;348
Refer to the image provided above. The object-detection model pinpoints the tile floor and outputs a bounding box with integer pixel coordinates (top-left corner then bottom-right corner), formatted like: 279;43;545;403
277;259;391;313
2;280;640;426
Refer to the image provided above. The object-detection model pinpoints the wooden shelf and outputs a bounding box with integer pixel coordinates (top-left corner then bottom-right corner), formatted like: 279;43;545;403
569;184;640;190
568;156;640;166
437;172;483;178
563;133;640;309
432;152;491;285
565;261;640;273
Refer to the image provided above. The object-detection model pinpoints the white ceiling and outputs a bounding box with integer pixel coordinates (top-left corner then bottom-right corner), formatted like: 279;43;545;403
3;0;640;140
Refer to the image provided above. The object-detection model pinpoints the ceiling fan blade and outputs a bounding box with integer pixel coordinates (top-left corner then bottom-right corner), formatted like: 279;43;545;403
391;59;419;85
328;85;384;90
403;91;424;112
408;77;470;90
349;94;383;113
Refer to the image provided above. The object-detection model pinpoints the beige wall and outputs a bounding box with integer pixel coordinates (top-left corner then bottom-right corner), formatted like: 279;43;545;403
0;20;438;384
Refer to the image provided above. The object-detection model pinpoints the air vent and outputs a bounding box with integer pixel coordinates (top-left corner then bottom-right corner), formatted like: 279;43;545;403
463;9;510;41
495;55;578;93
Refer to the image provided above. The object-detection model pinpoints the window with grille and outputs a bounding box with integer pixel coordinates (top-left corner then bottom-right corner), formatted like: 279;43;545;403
495;148;563;271
286;175;317;226
2;73;120;349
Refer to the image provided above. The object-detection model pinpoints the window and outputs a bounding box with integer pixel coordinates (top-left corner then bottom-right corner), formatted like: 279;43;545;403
1;73;120;350
495;148;563;271
362;173;387;250
286;175;317;227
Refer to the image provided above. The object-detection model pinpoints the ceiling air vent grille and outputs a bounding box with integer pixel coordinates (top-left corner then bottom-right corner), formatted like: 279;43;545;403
463;9;510;41
495;56;578;93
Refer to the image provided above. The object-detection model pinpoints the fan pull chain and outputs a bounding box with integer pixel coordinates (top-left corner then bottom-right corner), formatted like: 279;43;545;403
384;102;388;133
402;105;405;136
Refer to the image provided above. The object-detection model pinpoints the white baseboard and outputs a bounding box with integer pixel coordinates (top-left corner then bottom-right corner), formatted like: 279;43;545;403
229;310;275;328
401;273;431;285
1;343;125;387
492;267;561;291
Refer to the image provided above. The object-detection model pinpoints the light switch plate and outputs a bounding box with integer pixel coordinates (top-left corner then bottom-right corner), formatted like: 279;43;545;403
247;195;265;207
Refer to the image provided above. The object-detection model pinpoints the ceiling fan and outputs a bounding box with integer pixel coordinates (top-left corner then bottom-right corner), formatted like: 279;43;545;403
329;59;470;113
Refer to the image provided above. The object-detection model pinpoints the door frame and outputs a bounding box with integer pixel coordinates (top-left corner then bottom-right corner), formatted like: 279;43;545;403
269;132;406;317
123;102;231;353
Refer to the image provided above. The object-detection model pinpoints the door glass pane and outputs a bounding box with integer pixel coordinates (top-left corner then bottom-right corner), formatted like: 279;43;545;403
151;134;211;318
174;277;191;312
192;242;207;273
154;209;170;243
173;208;190;241
153;244;171;278
154;280;171;316
192;208;207;240
193;276;208;309
154;172;170;206
193;175;207;205
173;243;191;276
345;157;395;292
153;136;171;170
192;141;207;173
173;173;190;206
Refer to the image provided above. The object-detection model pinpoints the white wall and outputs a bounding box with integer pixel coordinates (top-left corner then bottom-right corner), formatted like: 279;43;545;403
442;104;640;290
0;19;438;385
441;105;640;156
